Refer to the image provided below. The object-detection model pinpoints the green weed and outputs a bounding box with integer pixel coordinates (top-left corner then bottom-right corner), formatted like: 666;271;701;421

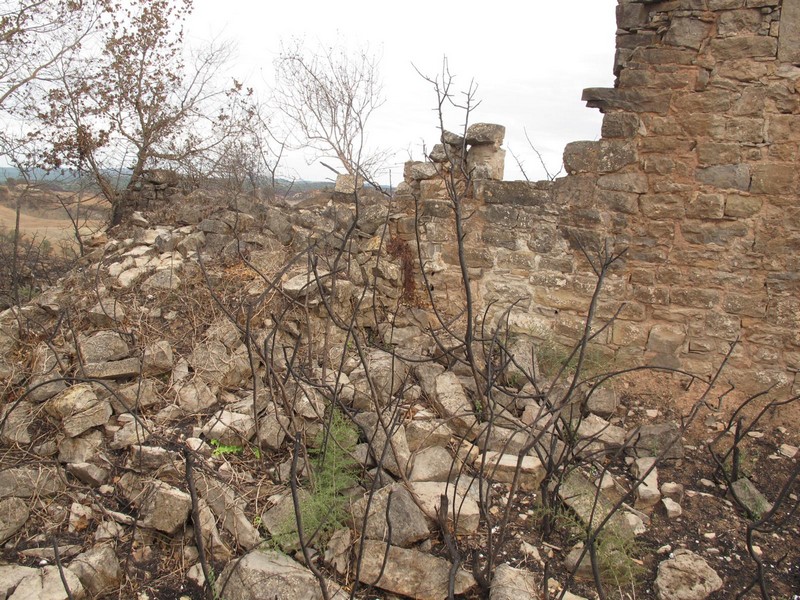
595;529;648;588
209;439;262;460
271;409;359;550
210;439;243;457
534;338;612;379
527;496;646;589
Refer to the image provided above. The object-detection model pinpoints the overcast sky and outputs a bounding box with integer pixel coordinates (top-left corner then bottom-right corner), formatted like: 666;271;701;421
187;1;619;184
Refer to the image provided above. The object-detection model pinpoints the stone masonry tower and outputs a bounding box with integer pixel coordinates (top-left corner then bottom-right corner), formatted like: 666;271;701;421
396;0;800;393
573;0;800;390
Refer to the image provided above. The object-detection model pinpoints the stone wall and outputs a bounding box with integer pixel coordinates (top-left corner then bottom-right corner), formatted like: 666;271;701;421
393;0;800;392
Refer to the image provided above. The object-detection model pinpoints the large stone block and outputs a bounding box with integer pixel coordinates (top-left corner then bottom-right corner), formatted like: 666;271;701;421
142;340;174;376
78;331;130;363
621;33;660;55
710;35;778;59
671;287;720;309
87;299;126;327
633;284;670;305
709;0;746;8
82;358;141;380
407;161;438;180
441;245;493;269
558;470;634;536
765;81;799;113
490;564;538;600
354;412;411;478
0;498;29;544
10;565;86;600
481;225;518;250
749;163;795;194
522;222;558;253
602;113;640;138
597;190;640;214
725;195;762;217
0;466;66;501
642;138;698;157
696;164;750;190
582;87;671;114
659;0;711;9
630;47;698;65
334;174;363;194
466;145;505;180
718;8;766;35
665;17;712;49
68;544;121;597
704;311;742;340
686;193;725;218
216;549;343;600
619;67;695;89
644;115;687;137
419;178;450;200
717;58;771;81
612;321;649;346
484;204;527;228
767;115;800;142
647;324;686;354
563;140;636;174
534;288;592;312
778;0;800;63
616;3;650;30
465;123;505;145
673;89;735;112
356;540;475;600
723;292;768;317
408;481;481;535
26;343;67;403
654;550;722;600
597;172;648;193
350;484;430;547
767;143;797;162
696;142;741;166
640;194;686;219
681;220;749;245
474;180;553;207
478;451;544;492
45;384;112;438
431;372;477;438
719;117;764;143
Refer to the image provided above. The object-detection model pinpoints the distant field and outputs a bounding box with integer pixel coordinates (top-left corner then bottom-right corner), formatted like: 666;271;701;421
0;202;104;246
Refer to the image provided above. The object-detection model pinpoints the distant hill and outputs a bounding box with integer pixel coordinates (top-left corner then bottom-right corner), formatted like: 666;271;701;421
0;167;332;194
0;167;99;191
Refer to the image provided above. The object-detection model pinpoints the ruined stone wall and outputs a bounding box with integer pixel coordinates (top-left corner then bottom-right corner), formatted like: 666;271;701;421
394;0;800;392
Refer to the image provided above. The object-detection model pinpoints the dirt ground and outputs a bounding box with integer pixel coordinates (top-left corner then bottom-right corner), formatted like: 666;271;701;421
462;371;800;600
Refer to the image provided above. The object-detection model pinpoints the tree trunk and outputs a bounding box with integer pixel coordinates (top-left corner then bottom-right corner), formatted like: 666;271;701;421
110;190;130;227
10;192;22;306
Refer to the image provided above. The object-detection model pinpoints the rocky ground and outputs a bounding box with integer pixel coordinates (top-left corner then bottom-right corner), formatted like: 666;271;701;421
0;190;797;600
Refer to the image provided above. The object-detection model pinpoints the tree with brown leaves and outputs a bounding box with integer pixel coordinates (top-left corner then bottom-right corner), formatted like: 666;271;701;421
37;0;249;225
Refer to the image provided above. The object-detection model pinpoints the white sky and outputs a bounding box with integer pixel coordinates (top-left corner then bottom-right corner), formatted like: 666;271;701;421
186;0;618;184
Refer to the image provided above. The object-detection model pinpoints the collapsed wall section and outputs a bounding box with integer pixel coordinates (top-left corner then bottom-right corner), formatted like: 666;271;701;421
394;0;800;392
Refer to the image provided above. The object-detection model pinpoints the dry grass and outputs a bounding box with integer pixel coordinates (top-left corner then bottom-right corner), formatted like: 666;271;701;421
0;188;107;248
0;204;101;244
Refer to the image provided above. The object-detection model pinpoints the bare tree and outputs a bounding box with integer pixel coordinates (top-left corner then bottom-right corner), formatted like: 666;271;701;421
509;128;564;182
195;94;291;201
273;39;389;182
